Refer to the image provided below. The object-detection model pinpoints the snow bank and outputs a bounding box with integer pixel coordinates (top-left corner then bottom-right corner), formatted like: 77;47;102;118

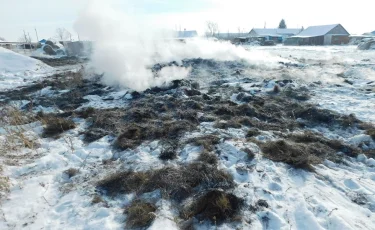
0;47;54;90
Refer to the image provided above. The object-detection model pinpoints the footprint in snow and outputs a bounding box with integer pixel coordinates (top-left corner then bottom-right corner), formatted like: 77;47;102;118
343;179;360;190
268;182;283;192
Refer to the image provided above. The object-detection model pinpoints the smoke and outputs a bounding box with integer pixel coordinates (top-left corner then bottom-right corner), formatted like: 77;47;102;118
74;2;286;91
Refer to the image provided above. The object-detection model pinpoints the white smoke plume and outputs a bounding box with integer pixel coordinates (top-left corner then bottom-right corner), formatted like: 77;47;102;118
74;1;286;91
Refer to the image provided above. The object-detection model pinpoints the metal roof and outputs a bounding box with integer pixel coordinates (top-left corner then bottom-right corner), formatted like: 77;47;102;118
294;24;346;37
250;28;302;36
215;33;249;38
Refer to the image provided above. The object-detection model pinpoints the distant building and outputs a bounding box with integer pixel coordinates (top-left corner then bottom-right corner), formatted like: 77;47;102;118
285;24;350;45
65;41;92;57
215;33;249;40
176;30;198;38
248;28;302;43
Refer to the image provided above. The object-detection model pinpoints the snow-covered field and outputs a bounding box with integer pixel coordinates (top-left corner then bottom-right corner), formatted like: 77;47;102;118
0;45;374;230
0;48;54;90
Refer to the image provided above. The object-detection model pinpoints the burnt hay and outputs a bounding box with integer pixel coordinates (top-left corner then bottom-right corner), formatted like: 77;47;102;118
42;116;76;138
97;162;234;201
124;200;157;229
181;190;243;223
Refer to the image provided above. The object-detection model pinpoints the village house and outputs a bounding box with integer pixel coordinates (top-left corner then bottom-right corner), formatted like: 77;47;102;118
284;24;350;45
215;33;249;41
248;28;303;43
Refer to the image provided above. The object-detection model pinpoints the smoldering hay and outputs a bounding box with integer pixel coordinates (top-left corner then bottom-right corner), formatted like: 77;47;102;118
74;2;287;91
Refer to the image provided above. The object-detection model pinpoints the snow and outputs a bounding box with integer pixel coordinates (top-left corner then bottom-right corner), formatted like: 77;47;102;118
0;47;54;90
1;45;375;229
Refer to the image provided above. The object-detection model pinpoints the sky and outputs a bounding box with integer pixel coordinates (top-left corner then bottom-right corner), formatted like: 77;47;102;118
0;0;373;41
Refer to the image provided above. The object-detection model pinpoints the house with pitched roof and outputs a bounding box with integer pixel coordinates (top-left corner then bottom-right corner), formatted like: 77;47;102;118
285;24;350;45
248;28;303;43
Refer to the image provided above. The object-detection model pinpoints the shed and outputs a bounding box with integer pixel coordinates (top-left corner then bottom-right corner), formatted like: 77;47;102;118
249;28;302;42
286;24;350;45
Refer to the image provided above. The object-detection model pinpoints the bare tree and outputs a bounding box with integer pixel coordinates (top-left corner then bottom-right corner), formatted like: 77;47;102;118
55;28;72;41
206;21;219;38
237;27;242;35
18;34;31;43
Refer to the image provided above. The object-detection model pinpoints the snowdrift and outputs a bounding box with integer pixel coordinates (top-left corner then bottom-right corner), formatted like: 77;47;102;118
0;47;54;90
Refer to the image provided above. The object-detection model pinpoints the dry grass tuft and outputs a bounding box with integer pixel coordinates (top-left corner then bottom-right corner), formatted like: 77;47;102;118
181;190;243;223
186;134;221;151
366;128;375;140
273;85;280;94
214;120;242;130
288;131;359;158
246;129;260;138
114;121;196;150
260;140;322;171
260;130;361;171
91;194;104;204
241;148;255;160
159;140;178;161
0;106;39;153
124;200;156;229
64;168;79;178
41;116;76;138
197;151;218;165
97;171;149;196
97;163;234;201
0;107;39;197
77;107;95;119
0;166;9;199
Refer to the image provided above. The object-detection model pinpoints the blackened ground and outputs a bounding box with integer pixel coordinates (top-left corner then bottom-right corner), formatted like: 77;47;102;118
2;58;375;227
0;71;111;111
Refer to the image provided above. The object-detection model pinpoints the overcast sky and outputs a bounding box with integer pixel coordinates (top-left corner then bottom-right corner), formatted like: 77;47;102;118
0;0;373;41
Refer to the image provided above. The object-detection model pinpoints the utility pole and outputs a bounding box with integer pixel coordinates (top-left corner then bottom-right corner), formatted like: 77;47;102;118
78;33;80;41
28;32;32;49
34;28;39;42
23;30;27;52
